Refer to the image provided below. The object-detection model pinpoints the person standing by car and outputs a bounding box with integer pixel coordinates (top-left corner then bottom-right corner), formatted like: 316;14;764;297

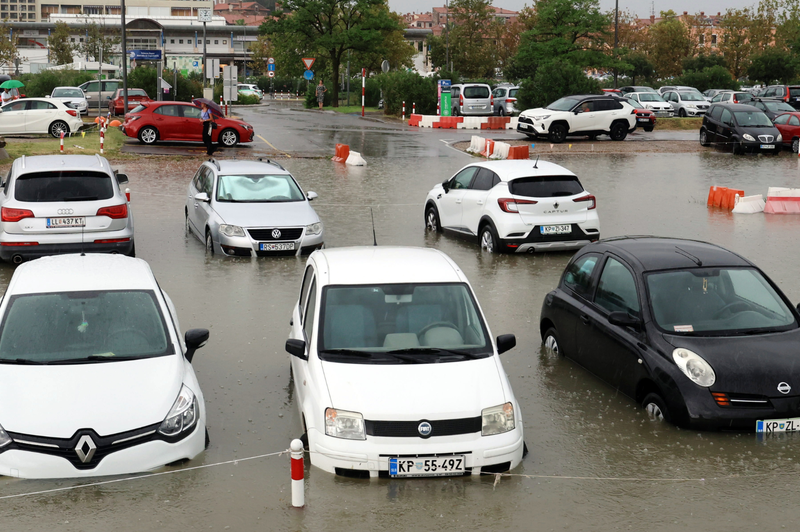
316;80;326;110
0;89;11;105
200;102;216;156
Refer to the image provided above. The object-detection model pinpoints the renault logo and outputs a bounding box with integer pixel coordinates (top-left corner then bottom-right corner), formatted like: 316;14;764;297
271;229;282;239
418;421;432;438
553;202;560;209
75;434;97;463
57;208;74;215
778;382;792;395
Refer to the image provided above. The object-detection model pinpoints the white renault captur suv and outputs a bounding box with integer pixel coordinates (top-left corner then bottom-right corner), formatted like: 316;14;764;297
285;246;524;478
424;160;600;253
516;94;636;143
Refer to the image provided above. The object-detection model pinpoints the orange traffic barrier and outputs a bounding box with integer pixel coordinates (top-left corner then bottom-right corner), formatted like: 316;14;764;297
707;186;745;210
109;120;122;127
438;116;463;129
722;189;745;210
332;143;350;163
408;114;422;127
707;186;728;208
507;145;530;159
483;139;495;158
707;186;724;206
481;116;511;130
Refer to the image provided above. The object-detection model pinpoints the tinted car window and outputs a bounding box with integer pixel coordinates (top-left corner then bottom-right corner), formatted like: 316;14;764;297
155;105;181;117
595;99;623;111
563;254;600;298
28;101;56;110
470;168;496;191
509;89;518;98
509;176;583;197
464;86;490;98
303;279;317;342
595;258;640;316
82;81;99;92
3;101;26;112
790;88;800;97
790;115;800;126
103;81;120;92
14;171;114;202
720;108;733;126
708;106;723;120
451;167;478;189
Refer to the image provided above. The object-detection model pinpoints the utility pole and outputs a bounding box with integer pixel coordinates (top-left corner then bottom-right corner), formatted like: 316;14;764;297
613;0;619;89
445;0;449;72
203;22;207;88
121;0;128;115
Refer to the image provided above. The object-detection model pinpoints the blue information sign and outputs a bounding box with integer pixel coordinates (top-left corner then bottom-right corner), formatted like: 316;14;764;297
130;50;162;60
267;63;275;72
303;70;314;81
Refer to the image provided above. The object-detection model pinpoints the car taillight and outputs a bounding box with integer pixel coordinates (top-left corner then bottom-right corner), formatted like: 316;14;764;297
491;95;494;107
498;198;537;213
506;98;517;103
1;207;34;222
573;195;596;210
631;108;637;115
459;94;464;107
96;204;128;219
66;109;78;117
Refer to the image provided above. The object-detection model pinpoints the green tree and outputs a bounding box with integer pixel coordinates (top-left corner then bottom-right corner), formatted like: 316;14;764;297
647;10;692;78
262;0;401;107
447;0;498;78
49;21;75;66
517;61;601;109
621;52;655;84
248;35;273;75
682;53;727;73
79;23;120;63
747;47;799;84
0;22;20;72
717;8;754;79
679;66;738;92
350;11;415;75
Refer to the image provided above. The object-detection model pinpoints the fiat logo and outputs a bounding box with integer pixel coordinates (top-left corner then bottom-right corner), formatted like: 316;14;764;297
418;421;432;438
778;382;792;395
57;208;74;215
271;229;281;239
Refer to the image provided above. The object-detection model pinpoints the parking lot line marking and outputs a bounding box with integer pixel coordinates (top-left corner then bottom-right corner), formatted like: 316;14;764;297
257;135;291;158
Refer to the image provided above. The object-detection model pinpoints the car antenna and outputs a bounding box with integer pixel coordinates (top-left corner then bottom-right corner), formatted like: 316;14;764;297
370;207;377;246
675;246;702;267
533;155;539;169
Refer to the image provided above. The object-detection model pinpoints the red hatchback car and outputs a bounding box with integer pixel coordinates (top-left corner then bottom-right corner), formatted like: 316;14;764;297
120;101;255;147
108;88;153;116
772;112;800;153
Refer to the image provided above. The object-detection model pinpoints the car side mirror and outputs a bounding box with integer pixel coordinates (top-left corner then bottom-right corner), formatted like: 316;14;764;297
496;334;516;355
306;191;318;201
115;173;128;184
286;338;307;360
106;96;112;100
184;328;209;363
442;180;450;193
45;95;50;98
194;192;210;202
574;110;580;114
608;312;642;329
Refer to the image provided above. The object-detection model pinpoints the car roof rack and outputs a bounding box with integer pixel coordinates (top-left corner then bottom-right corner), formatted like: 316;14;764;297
208;158;221;171
257;157;285;171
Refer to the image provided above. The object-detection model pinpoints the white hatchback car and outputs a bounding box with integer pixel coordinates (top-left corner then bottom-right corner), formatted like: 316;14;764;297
0;254;209;479
285;246;524;478
0;98;84;138
424;160;600;253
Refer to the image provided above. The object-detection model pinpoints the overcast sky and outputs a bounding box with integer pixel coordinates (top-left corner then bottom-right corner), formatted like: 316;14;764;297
388;0;759;18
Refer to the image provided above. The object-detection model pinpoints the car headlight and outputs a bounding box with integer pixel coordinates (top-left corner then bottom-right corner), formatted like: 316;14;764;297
533;114;550;120
219;224;245;237
776;133;783;143
240;124;253;130
482;402;515;436
325;408;365;440
305;222;323;236
672;348;715;387
743;134;756;141
159;385;199;436
0;423;11;448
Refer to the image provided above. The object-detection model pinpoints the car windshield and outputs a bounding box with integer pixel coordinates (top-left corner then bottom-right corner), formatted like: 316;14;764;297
14;171;114;202
639;93;664;102
0;290;172;364
216;174;305;202
765;101;795;112
546;97;581;111
509;175;584;197
52;88;83;98
635;87;655;92
679;92;705;101
735;93;753;101
734;111;773;127
790;88;800;97
646;268;796;335
318;283;490;363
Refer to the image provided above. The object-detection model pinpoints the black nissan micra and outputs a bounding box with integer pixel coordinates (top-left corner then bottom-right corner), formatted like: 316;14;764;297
539;236;800;431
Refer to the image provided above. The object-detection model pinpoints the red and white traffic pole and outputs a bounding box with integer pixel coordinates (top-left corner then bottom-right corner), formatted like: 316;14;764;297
290;439;304;508
413;102;416;115
220;95;224;117
100;128;104;155
437;100;440;116
402;101;405;121
125;187;131;203
361;68;365;117
60;131;64;153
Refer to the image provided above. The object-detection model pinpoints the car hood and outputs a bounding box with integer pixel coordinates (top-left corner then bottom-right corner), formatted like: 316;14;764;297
321;357;506;419
520;107;550;118
212;200;319;228
0;355;184;437
662;328;800;395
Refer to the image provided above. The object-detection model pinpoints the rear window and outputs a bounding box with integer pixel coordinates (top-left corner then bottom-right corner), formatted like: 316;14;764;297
130;104;147;113
509;176;584;198
508;89;518;98
464;86;490;99
790;87;800;97
14;171;114;202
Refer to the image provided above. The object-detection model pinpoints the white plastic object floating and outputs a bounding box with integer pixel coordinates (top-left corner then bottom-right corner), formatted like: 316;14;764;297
764;187;800;214
731;193;765;214
345;150;366;166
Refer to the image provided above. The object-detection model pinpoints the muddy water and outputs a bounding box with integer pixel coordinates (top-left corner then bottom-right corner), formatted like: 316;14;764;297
2;149;800;531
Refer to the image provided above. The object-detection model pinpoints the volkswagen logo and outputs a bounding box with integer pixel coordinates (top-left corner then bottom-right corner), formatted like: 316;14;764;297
75;434;97;464
57;208;74;215
778;382;792;395
271;229;282;239
553;202;560;209
418;421;432;438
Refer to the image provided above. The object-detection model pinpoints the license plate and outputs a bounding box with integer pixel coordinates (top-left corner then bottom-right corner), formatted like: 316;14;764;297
518;123;530;129
637;118;650;122
259;242;295;251
756;417;800;433
389;455;466;477
47;217;86;228
540;225;571;235
760;144;775;149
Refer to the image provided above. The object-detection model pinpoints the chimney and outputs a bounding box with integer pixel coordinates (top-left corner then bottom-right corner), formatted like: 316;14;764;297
683;11;688;15
650;14;655;23
700;11;704;16
717;12;721;16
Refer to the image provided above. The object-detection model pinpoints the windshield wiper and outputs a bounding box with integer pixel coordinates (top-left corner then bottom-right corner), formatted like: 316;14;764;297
48;355;142;364
387;347;482;359
0;358;49;365
320;349;373;358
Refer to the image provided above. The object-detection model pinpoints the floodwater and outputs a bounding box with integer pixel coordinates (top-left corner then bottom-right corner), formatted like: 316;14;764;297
3;124;800;531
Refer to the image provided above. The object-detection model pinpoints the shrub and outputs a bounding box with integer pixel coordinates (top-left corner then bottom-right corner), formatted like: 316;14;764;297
236;93;261;105
517;61;602;110
377;71;439;115
18;70;95;97
679;66;739;92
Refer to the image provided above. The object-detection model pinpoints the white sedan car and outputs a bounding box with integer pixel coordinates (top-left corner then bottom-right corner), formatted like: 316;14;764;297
424;160;600;253
0;98;84;138
286;246;524;478
0;254;209;479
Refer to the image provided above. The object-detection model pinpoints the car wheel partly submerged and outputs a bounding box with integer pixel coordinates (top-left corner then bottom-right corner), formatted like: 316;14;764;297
793;138;799;153
425;206;441;232
205;230;214;255
49;120;69;138
699;128;709;147
642;393;671;423
543;327;561;355
479;224;499;253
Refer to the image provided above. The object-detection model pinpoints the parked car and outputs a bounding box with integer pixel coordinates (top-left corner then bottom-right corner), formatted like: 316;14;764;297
108;88;153;116
237;84;263;100
618;86;657;95
700;103;781;154
710;91;753;105
760;85;800;109
771;112;800;153
285;246;524;477
0;154;134;263
78;79;121;104
0;253;209;478
0;98;84;138
492;85;518;116
48;86;88;115
662;90;710;117
748;98;797;121
517;94;636;142
185;158;323;257
658;85;700;96
450;83;493;116
623;98;656;131
540;236;800;430
624;92;674;117
424;160;600;253
703;89;732;101
120;101;254;148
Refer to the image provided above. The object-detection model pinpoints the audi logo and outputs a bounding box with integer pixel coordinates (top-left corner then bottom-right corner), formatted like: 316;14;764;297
57;209;74;215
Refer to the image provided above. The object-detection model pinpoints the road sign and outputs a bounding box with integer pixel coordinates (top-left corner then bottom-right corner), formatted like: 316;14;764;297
198;8;212;22
302;58;315;70
268;57;275;64
268;71;275;78
267;63;275;72
223;65;239;101
303;70;314;81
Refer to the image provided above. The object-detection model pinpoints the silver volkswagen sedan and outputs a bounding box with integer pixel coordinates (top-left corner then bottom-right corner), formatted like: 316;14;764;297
185;159;324;257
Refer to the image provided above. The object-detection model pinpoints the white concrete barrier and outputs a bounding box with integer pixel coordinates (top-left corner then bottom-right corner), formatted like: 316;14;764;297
457;117;484;130
419;116;436;128
467;135;486;154
732;194;765;214
346;150;367;166
490;141;511;160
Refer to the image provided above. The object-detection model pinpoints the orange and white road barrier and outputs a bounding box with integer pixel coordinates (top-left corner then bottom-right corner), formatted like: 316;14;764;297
290;439;304;508
507;145;530;160
482;139;495;158
764;187;800;214
100;129;105;155
346;150;366;166
125;187;131;203
332;143;350;163
706;186;745;210
732;194;765;214
402;101;405;121
467;135;486;154
490;141;511;160
60;131;64;153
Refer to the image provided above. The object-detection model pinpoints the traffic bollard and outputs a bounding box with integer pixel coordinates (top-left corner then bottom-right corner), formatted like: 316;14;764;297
290;439;304;508
60;131;64;153
125;187;131;203
402;101;405;121
100;128;104;155
413;102;416;115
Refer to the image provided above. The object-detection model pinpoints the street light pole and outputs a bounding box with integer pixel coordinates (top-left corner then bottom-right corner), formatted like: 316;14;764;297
121;0;129;115
445;0;449;72
203;21;207;89
613;0;619;89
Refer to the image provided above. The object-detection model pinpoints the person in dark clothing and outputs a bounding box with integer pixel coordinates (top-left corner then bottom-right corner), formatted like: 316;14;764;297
200;102;216;155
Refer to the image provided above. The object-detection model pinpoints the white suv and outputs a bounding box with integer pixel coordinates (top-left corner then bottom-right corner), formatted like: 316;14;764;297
517;94;636;143
424;160;600;253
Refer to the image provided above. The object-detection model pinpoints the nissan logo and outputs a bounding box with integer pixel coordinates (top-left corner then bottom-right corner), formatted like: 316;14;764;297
418;421;432;438
57;208;74;215
271;229;282;239
778;382;792;395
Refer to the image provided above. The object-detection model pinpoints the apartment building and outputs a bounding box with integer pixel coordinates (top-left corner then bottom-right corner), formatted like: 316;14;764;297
0;0;213;23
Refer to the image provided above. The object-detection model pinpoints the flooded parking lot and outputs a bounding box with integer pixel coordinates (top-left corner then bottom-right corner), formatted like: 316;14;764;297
3;121;800;530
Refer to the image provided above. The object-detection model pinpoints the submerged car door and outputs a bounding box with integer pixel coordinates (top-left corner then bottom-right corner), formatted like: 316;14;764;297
577;255;648;397
290;265;318;414
0;100;28;134
550;253;602;360
189;166;214;233
704;106;722;143
460;168;498;234
438;166;477;232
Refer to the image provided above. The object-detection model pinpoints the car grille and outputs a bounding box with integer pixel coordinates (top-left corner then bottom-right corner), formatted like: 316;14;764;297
366;417;482;438
654;111;672;117
518;116;533;125
697;104;709;110
247;227;303;241
758;135;775;143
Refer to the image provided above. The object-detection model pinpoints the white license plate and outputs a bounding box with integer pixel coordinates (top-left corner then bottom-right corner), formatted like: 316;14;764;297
637;118;650;122
540;225;571;235
47;217;86;228
760;144;775;149
757;417;800;433
389;455;466;477
518;123;530;129
259;242;295;251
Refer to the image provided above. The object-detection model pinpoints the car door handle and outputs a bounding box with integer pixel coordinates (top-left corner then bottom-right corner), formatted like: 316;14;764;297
477;200;484;205
580;314;590;325
455;199;462;204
